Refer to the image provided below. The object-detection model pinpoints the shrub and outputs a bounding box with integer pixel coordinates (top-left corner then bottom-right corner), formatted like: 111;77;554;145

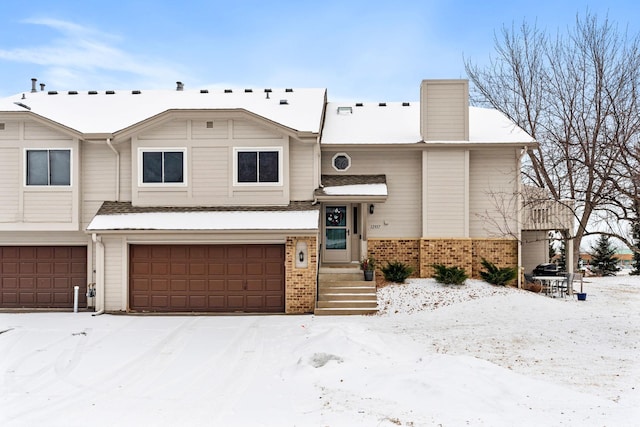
381;261;414;283
479;258;517;286
432;264;468;285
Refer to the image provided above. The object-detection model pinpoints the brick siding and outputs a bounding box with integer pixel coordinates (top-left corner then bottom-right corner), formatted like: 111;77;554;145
285;236;317;313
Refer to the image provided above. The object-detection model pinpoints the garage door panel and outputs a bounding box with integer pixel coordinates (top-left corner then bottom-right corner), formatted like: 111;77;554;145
2;292;17;303
129;244;284;313
2;278;17;288
208;295;225;309
190;280;206;291
170;279;187;292
208;279;224;291
20;262;35;274
131;278;149;291
151;279;169;291
2;262;18;274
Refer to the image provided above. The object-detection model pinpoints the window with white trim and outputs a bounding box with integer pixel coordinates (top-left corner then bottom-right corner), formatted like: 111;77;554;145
140;149;186;184
26;149;71;186
234;148;282;185
332;152;351;171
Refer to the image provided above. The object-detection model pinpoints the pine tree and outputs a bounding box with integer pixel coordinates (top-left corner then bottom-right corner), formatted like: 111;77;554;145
590;235;620;276
557;240;566;271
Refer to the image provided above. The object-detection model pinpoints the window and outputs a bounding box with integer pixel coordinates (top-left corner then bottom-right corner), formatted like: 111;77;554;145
332;152;351;171
26;149;71;186
140;149;185;184
235;148;282;185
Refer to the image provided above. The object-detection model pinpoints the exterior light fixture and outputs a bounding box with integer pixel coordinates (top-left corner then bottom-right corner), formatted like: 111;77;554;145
369;204;375;214
299;250;305;263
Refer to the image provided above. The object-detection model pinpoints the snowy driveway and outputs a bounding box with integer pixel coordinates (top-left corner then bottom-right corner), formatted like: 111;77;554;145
1;277;639;426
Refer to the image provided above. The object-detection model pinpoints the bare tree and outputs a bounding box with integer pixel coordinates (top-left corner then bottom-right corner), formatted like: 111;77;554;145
465;12;640;268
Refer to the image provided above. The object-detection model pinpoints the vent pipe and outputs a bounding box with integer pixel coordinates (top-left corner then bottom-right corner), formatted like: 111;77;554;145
40;83;45;92
176;81;184;91
31;78;37;93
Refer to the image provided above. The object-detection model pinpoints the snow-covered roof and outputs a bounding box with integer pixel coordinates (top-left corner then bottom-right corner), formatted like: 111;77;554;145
321;102;535;145
314;175;388;201
86;201;320;231
0;88;326;135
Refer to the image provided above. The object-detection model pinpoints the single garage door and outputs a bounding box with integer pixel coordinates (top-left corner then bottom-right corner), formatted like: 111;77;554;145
0;246;87;309
129;244;285;313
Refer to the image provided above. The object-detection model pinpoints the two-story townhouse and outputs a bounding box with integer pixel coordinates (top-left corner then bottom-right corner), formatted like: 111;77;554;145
0;79;536;315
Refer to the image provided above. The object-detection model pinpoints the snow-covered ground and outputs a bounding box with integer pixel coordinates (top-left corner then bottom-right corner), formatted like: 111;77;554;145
1;276;638;426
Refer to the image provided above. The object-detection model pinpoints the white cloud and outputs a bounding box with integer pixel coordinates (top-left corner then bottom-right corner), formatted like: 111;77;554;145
0;18;190;91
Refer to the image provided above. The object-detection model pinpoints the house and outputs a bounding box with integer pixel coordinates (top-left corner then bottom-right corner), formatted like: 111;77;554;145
0;79;536;314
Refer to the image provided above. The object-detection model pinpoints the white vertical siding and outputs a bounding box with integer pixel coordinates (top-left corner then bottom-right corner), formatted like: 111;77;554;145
420;80;469;141
119;140;132;202
24;121;71;140
138;119;188;140
192;146;229;198
103;236;124;311
290;141;314;201
0;147;20;222
321;150;422;238
0;120;20;139
23;192;73;222
233;119;280;139
522;230;549;273
469;149;518;238
192;119;229;139
82;143;116;227
424;150;466;237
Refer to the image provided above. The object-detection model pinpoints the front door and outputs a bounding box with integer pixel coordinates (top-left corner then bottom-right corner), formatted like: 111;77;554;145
323;205;351;263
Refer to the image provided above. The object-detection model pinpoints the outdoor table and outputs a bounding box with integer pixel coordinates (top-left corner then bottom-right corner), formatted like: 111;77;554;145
533;276;569;297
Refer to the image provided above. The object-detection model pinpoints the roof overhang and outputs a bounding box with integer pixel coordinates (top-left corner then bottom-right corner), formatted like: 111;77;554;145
86;201;320;232
314;175;388;202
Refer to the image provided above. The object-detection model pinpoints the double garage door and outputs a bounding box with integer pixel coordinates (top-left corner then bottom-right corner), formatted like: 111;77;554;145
0;246;87;309
129;244;285;313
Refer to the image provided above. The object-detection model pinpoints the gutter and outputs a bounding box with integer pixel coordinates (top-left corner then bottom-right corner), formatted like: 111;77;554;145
517;146;528;289
91;233;105;316
105;138;120;201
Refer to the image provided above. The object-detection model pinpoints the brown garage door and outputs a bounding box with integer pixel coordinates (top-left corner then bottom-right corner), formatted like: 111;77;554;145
0;246;87;309
129;244;285;313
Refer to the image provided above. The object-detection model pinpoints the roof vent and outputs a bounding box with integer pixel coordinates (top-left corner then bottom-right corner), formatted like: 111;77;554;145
31;78;37;93
244;88;253;93
47;91;58;95
13;102;31;110
378;102;386;107
224;89;233;93
264;88;272;99
279;99;289;105
68;91;78;95
132;90;141;95
355;103;363;107
285;88;293;93
88;90;98;95
402;102;410;106
264;88;272;93
176;81;184;91
106;90;115;95
337;106;353;115
39;83;45;92
200;89;209;94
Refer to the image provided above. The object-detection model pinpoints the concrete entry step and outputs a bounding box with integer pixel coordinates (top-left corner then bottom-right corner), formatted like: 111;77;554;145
315;263;378;315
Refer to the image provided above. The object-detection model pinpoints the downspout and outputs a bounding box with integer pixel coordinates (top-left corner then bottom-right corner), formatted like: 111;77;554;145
92;233;105;316
517;146;528;289
105;138;120;201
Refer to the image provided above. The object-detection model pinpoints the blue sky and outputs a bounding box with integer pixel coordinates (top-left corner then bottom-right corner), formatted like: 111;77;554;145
0;1;638;101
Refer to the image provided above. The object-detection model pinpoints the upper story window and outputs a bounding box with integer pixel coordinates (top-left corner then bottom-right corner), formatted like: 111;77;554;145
26;149;71;186
332;153;351;171
234;147;282;185
140;149;186;185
